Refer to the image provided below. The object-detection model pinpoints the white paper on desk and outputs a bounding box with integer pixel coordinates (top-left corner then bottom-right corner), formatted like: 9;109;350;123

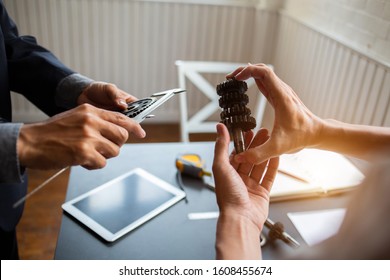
288;208;346;246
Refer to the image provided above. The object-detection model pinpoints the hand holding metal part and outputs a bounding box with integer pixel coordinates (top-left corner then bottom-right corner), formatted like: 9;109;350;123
14;89;185;207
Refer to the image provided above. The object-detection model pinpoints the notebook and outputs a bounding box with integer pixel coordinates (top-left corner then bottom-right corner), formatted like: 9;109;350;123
270;149;365;201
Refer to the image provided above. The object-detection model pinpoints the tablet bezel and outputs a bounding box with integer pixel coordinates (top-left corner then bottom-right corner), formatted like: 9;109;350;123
62;168;186;242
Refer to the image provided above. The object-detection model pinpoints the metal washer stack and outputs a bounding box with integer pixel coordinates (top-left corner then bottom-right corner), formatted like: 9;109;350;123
216;78;256;153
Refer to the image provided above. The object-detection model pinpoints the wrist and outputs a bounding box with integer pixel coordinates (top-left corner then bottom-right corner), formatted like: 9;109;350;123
216;212;262;260
17;123;43;168
308;117;331;149
17;124;30;167
312;119;344;150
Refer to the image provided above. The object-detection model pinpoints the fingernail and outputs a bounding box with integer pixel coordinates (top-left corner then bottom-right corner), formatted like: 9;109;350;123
118;100;128;107
140;129;146;138
235;155;245;163
216;124;222;134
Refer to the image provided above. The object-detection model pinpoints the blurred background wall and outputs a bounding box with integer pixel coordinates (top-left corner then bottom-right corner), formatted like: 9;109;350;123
4;0;390;127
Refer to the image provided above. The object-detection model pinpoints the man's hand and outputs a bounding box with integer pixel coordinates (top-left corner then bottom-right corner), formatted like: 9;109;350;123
17;104;145;170
77;82;136;111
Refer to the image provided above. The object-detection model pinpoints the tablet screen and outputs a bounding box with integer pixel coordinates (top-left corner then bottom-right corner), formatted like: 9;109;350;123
62;168;185;242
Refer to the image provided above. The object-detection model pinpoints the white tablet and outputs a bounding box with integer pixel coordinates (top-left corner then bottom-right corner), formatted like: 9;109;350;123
62;168;186;242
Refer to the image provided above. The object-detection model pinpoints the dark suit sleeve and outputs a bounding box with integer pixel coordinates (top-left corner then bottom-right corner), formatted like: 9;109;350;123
1;2;75;116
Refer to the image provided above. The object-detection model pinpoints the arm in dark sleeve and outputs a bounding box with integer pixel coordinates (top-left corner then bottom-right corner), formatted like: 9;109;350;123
1;2;75;116
0;123;24;183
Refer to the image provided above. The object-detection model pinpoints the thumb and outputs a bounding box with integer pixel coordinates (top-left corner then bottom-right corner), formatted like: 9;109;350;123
213;124;231;168
101;83;130;109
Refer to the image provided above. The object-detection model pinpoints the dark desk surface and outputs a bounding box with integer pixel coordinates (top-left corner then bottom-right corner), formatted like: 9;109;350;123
55;142;352;260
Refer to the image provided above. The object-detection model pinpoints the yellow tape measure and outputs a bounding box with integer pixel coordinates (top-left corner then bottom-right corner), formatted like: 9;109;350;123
175;154;211;179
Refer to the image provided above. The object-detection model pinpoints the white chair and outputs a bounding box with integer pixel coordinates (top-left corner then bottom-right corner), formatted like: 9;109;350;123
175;60;269;142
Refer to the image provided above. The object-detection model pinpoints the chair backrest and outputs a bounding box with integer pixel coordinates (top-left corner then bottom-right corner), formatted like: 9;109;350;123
175;60;268;142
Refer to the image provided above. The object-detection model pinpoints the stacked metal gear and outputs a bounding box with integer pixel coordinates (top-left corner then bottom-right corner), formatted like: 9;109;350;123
216;78;256;153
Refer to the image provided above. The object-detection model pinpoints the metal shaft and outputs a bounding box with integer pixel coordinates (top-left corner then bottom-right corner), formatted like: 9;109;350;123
232;127;245;154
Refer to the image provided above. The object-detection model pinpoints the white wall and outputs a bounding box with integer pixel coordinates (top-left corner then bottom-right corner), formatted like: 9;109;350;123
283;0;390;66
268;0;390;127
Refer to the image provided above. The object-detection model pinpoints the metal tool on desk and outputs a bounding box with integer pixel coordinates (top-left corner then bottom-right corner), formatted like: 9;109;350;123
265;217;300;248
187;210;299;248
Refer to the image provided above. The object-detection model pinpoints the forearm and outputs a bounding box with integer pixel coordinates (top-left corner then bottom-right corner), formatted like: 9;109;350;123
315;119;390;161
216;213;262;260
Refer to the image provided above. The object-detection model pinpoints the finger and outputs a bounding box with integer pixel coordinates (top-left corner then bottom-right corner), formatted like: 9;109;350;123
250;160;268;183
83;109;129;146
80;150;107;170
234;137;277;165
122;91;138;104
226;66;245;79
214;124;230;163
234;63;271;81
115;89;138;109
244;130;255;147
229;150;239;170
247;128;269;150
235;128;269;165
260;156;279;192
75;105;131;146
95;118;129;146
77;137;119;169
103;83;131;109
228;64;281;108
76;138;119;169
229;64;273;105
82;160;106;170
239;128;268;179
234;64;284;99
93;131;122;158
234;129;253;170
213;123;231;172
98;109;146;139
236;130;256;174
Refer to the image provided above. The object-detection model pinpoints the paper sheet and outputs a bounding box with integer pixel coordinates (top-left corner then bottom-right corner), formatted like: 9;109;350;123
288;208;346;246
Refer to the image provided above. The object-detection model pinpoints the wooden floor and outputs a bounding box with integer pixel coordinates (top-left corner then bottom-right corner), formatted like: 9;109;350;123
16;123;216;259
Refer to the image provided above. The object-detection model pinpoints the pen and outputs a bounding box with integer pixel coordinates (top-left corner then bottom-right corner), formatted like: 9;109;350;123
277;169;309;183
264;218;300;248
